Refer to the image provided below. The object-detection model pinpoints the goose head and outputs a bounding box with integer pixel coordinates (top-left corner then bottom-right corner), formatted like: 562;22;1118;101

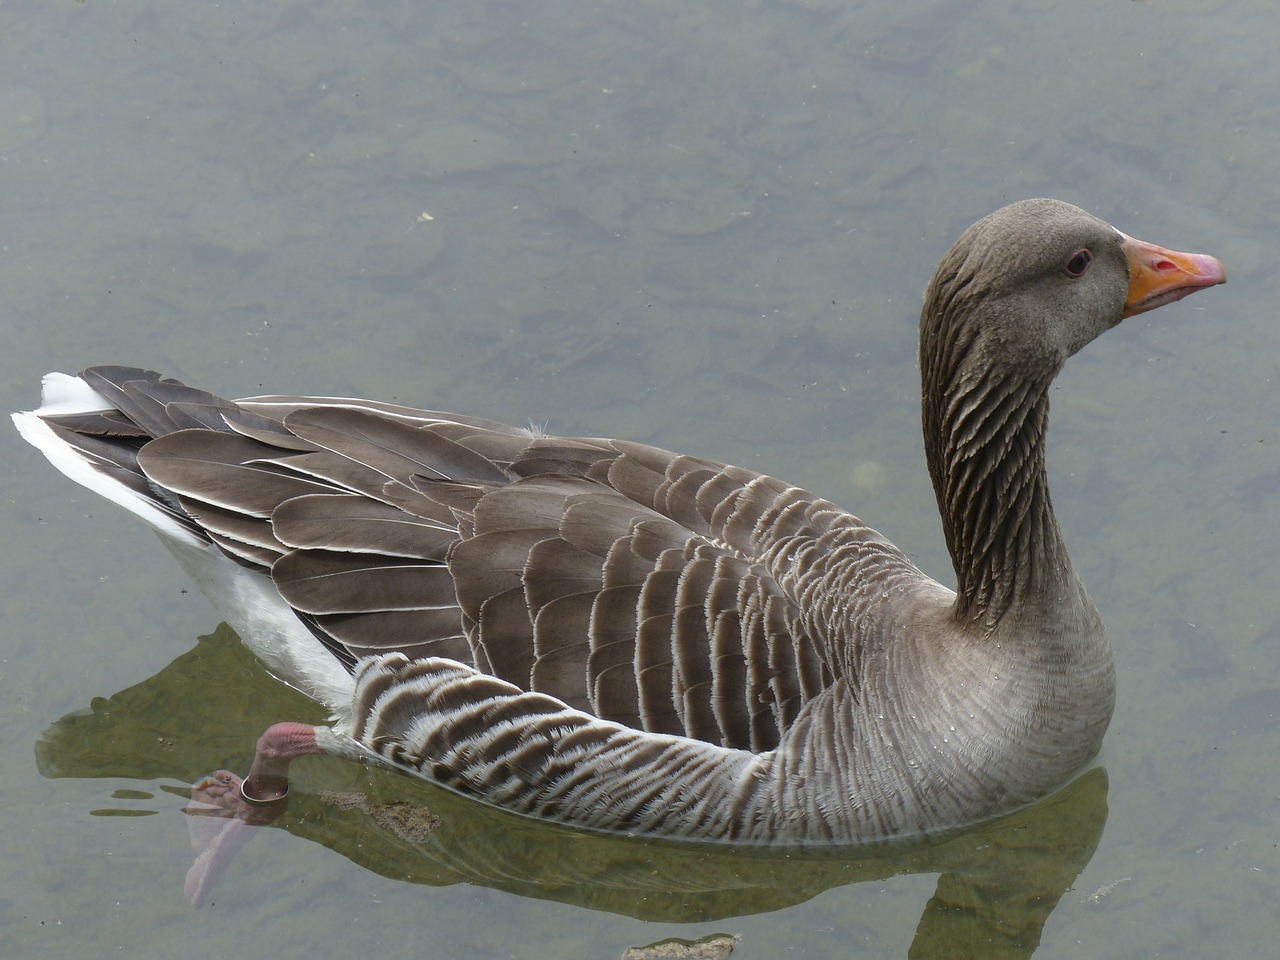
918;198;1225;624
921;198;1226;382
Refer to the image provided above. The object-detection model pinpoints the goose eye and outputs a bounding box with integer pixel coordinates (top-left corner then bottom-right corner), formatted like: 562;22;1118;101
1065;248;1093;277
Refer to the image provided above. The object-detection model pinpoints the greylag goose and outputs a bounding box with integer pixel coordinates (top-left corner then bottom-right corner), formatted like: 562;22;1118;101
13;199;1224;844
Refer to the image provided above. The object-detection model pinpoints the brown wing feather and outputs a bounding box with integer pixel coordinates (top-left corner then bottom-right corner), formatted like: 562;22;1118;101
72;366;837;751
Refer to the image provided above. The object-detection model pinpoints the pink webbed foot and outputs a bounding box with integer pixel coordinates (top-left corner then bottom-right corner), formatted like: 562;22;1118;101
188;769;290;823
183;723;324;905
185;770;287;905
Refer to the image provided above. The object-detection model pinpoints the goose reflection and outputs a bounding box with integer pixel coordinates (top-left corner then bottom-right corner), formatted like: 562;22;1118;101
36;624;1109;959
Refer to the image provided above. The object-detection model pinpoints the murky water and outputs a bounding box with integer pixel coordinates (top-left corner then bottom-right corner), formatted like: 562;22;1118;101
2;1;1276;957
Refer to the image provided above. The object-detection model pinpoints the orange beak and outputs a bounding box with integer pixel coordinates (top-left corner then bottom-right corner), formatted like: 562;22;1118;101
1121;233;1226;317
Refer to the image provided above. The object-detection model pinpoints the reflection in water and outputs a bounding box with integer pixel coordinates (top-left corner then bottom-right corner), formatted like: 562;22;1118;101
36;624;1109;958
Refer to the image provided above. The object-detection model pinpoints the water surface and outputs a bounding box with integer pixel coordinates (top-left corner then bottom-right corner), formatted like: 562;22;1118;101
2;2;1275;957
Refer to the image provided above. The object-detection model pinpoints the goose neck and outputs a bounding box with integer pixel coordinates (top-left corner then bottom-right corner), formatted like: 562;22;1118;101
921;361;1078;629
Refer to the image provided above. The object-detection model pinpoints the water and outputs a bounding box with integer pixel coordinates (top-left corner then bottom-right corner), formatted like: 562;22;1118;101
1;1;1275;957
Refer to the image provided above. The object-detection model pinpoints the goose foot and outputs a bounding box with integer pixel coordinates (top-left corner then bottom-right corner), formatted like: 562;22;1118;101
184;772;276;906
182;722;323;905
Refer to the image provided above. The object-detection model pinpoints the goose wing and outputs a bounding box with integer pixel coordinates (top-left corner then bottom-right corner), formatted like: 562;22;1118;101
76;368;838;753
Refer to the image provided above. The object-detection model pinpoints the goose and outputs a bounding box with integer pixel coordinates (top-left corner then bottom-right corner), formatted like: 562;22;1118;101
13;199;1224;845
